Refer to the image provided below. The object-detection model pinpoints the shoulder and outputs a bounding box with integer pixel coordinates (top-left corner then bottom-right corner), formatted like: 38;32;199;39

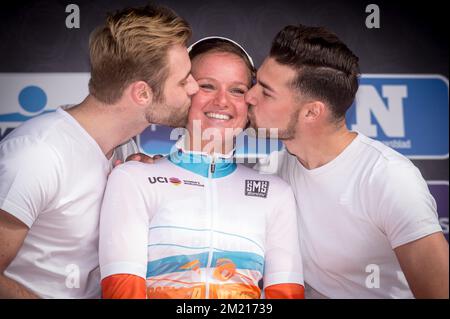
357;134;421;182
5;110;67;141
111;157;171;178
0;133;62;168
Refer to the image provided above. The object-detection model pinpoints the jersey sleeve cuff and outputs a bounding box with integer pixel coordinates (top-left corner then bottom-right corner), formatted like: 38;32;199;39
264;271;304;288
100;261;147;280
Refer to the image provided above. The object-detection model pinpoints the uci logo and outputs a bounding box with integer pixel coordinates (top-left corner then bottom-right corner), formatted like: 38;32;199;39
0;85;51;141
148;176;183;186
346;74;449;159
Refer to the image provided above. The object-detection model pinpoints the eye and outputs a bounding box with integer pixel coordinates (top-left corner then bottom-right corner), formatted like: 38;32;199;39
200;84;215;90
262;91;271;98
230;88;246;96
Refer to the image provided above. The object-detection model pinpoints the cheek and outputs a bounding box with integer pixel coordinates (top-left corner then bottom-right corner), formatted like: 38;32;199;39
235;101;249;121
188;93;210;119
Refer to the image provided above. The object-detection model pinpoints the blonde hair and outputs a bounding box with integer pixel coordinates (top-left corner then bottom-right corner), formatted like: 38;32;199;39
88;4;191;104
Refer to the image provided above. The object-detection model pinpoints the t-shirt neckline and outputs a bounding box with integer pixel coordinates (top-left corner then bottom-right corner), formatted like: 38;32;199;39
294;132;361;176
56;106;115;166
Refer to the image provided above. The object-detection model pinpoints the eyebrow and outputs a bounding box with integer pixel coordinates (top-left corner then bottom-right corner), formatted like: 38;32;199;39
198;77;249;88
258;79;276;94
180;70;190;83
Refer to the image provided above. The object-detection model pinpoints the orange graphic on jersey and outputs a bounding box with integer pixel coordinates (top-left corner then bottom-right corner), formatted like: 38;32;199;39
147;283;260;299
179;259;201;274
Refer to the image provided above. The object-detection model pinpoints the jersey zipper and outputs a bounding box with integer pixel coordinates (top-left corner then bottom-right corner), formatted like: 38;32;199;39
205;155;216;299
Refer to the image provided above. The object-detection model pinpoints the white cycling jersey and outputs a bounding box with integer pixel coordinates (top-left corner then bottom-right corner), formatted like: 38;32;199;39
99;139;303;299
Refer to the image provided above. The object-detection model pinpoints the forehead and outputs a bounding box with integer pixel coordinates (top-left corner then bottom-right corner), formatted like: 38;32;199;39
191;52;249;82
258;57;297;89
167;44;191;76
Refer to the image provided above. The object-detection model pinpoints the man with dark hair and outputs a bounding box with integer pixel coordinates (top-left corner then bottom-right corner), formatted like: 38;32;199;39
0;4;198;298
248;24;449;299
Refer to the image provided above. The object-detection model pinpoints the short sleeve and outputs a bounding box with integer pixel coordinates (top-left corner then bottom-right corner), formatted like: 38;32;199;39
264;186;304;288
99;166;150;280
368;160;442;249
0;137;61;228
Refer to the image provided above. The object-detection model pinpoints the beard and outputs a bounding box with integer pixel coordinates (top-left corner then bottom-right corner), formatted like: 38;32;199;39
248;105;299;140
145;99;190;128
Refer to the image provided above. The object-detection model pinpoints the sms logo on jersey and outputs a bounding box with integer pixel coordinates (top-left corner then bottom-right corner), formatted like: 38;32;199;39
245;180;269;198
346;75;449;159
0;73;90;141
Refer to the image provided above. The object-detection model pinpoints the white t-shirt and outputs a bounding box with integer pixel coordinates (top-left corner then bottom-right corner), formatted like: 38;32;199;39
256;133;442;299
0;107;138;299
99;147;303;299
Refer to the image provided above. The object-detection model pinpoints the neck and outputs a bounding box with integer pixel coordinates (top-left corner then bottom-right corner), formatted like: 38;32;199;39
66;95;148;158
284;121;357;170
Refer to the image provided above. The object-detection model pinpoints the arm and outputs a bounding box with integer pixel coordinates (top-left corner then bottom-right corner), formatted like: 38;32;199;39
0;210;39;298
99;166;150;299
264;187;305;299
369;161;448;298
0;139;61;299
394;232;449;299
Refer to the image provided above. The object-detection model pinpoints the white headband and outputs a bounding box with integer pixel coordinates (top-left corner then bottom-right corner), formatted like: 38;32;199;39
187;36;254;68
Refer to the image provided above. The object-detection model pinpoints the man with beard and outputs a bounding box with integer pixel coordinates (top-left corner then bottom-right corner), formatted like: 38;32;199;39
247;25;448;298
0;4;198;298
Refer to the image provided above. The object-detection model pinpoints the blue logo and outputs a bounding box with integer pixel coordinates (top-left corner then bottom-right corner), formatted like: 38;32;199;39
18;86;47;113
346;75;449;159
0;85;52;141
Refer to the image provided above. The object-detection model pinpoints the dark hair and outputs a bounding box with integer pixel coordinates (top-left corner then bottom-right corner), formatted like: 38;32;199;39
189;38;255;86
270;25;360;120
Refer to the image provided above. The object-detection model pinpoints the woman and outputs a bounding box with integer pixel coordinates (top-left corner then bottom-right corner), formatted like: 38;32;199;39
99;37;304;299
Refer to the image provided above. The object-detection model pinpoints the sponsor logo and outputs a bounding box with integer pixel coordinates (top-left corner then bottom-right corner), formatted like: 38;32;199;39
183;180;204;187
0;73;90;141
245;180;269;198
347;74;449;159
169;177;182;186
148;176;204;187
148;177;169;184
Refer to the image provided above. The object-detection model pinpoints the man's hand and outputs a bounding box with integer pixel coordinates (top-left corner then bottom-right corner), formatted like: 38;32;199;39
113;153;163;167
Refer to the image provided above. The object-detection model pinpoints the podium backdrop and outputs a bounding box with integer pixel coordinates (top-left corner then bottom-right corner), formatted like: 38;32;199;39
0;0;448;240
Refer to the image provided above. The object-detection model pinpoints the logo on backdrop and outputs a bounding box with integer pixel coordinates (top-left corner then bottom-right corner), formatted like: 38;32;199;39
427;181;449;241
347;74;449;159
2;73;448;160
0;85;51;140
0;73;90;141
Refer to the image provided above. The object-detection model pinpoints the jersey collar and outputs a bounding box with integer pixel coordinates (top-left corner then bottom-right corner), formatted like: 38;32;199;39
168;136;237;178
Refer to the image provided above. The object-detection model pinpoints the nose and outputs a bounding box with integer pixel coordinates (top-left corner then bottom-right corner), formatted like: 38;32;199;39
245;86;257;106
214;89;228;108
186;74;199;96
